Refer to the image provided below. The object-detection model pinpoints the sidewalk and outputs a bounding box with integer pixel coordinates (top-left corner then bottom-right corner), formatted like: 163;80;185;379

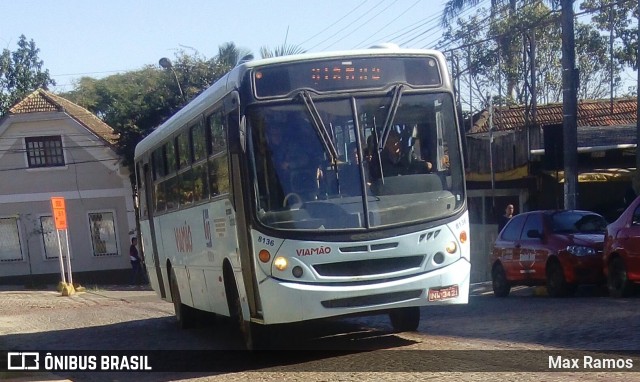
0;284;156;382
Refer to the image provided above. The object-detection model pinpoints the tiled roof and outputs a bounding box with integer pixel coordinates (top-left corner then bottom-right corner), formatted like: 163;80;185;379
8;88;119;146
471;98;638;134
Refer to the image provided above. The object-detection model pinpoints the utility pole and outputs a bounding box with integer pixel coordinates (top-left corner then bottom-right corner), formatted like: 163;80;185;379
561;0;578;210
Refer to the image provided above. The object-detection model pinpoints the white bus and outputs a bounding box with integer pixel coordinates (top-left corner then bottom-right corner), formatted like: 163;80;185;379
134;46;470;349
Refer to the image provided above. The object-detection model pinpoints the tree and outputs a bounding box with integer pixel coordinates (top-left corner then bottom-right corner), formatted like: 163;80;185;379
0;35;55;117
441;1;619;108
259;44;306;59
580;0;638;69
217;42;252;67
62;43;247;172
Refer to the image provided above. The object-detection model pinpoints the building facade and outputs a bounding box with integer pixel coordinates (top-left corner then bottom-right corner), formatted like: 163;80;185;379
0;89;135;285
465;98;638;282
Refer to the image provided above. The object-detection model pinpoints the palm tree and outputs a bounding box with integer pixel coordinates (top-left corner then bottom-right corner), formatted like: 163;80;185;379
216;42;252;71
259;44;306;59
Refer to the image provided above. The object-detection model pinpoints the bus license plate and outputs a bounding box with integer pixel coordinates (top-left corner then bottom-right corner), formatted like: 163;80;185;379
428;285;459;301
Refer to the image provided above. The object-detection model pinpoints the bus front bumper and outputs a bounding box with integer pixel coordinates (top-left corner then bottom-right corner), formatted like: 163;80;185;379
256;258;470;324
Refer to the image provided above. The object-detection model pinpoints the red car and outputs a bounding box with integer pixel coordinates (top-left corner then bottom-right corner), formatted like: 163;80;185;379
491;210;607;297
603;195;640;297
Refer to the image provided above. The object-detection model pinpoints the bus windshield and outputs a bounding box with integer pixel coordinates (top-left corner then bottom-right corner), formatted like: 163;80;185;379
247;91;464;230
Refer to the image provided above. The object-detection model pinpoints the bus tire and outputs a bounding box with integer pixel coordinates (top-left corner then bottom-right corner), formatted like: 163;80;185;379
169;266;197;329
389;306;420;332
225;273;270;350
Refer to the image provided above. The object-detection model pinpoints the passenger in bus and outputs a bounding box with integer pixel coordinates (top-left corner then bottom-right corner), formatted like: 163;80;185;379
369;129;433;179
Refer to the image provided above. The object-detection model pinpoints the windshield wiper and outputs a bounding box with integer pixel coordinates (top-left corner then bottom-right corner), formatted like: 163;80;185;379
378;84;404;152
299;91;339;164
371;84;404;183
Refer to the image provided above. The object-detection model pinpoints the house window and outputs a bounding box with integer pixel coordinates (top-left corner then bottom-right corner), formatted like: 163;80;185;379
40;216;68;259
25;136;65;168
88;212;118;256
0;217;23;262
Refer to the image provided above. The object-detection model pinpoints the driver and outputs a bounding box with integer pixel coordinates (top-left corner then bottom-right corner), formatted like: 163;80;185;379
370;129;433;179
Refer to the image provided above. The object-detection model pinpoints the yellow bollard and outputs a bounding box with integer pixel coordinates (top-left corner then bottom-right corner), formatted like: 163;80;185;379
61;282;76;296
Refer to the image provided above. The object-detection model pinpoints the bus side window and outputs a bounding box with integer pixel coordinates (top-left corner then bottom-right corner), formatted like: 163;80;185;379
207;112;229;198
136;162;147;218
191;121;209;203
152;145;168;213
177;131;194;206
155;181;166;212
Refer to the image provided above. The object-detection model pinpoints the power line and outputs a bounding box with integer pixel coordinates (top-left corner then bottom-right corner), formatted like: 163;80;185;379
296;0;371;48
396;0;492;50
307;0;389;51
0;157;123;173
320;0;402;51
352;0;422;49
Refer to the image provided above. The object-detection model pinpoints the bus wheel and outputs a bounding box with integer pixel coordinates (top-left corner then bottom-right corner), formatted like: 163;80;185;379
389;306;420;332
608;257;632;298
226;278;269;350
169;267;196;329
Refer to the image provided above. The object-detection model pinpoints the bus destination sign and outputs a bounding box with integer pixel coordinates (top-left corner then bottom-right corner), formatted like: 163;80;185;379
254;56;442;98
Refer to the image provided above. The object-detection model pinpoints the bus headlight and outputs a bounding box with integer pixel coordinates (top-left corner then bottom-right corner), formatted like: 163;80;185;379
274;256;288;271
445;241;457;254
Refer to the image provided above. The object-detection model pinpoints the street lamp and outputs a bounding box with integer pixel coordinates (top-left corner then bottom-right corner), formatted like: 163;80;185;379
158;57;184;100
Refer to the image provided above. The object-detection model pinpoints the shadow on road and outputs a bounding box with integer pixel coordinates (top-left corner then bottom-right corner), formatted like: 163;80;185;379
3;308;418;381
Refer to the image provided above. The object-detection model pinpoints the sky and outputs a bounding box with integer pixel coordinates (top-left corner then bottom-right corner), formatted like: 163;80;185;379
1;0;457;93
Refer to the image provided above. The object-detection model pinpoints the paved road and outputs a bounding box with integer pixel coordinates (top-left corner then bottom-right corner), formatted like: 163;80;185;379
0;283;639;381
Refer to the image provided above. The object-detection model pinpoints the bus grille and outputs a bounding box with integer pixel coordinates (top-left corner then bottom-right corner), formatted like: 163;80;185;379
312;255;425;277
321;289;423;308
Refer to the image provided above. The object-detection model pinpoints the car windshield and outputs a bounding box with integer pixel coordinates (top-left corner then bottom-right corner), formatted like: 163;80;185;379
550;211;607;234
246;91;464;230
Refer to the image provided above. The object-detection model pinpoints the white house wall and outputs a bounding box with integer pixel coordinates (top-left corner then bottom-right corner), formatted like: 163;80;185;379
0;112;135;281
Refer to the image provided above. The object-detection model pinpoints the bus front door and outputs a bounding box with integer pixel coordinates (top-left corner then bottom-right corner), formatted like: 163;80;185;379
144;163;167;298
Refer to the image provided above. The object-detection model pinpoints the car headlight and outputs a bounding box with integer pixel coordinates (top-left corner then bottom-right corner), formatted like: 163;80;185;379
566;245;596;256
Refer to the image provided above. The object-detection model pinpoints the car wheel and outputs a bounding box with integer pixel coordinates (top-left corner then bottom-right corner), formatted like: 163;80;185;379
546;260;569;298
492;263;511;297
389;306;420;332
169;266;197;329
608;257;632;298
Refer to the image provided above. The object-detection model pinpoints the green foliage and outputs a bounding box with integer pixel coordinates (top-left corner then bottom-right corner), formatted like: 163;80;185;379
259;44;306;59
0;35;55;117
580;0;638;69
442;1;621;107
62;43;247;171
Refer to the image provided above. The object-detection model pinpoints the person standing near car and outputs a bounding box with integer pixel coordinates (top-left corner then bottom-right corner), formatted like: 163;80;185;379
498;204;514;233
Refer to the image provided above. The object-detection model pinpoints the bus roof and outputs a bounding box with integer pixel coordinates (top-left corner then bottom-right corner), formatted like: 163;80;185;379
134;47;447;160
